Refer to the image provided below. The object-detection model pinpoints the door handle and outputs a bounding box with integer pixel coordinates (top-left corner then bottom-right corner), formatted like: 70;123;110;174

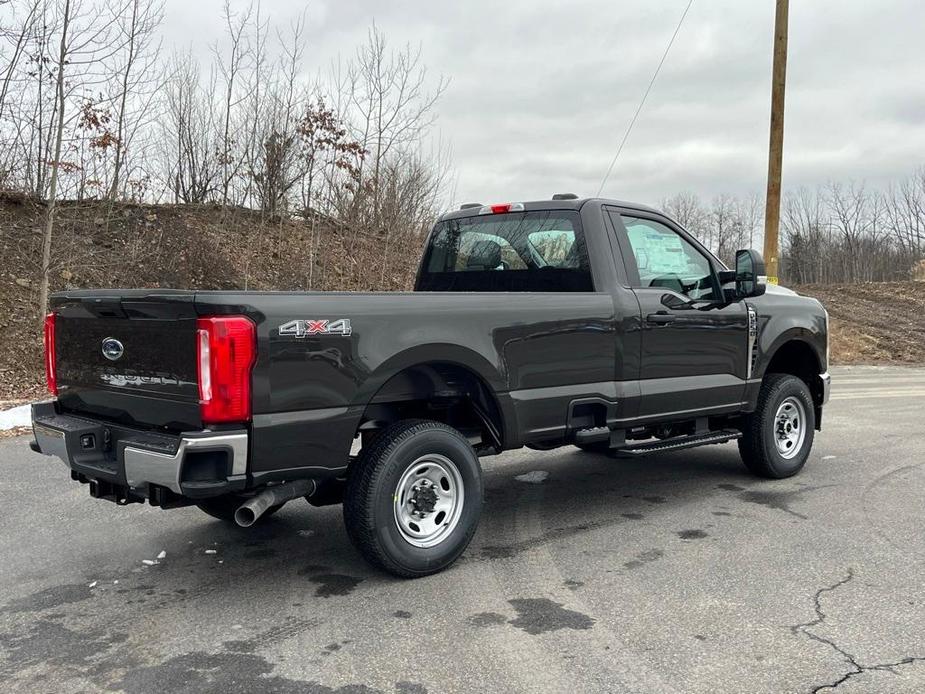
646;312;676;325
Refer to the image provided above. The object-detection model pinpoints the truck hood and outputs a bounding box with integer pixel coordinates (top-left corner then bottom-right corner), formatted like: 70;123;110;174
764;282;798;297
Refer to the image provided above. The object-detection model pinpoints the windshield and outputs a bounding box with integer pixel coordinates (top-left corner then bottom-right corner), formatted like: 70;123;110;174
416;210;593;292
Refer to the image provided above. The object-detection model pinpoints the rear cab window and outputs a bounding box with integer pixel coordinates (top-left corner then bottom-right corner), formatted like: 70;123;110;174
416;210;594;292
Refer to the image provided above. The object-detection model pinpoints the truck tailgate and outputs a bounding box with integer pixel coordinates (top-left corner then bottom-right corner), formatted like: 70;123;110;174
52;291;202;430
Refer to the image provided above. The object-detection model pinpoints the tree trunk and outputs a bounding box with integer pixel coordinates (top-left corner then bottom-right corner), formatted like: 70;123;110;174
38;0;70;325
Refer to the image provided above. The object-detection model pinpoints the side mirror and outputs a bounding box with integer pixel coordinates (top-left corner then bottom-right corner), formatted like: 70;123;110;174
735;249;767;298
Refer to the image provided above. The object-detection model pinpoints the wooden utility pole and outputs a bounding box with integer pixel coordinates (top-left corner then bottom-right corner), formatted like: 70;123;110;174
763;0;789;284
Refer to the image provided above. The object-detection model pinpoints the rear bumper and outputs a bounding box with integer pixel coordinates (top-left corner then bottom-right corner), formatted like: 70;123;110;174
31;401;248;503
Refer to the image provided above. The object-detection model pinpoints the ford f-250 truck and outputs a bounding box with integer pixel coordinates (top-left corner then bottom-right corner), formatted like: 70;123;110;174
31;196;830;577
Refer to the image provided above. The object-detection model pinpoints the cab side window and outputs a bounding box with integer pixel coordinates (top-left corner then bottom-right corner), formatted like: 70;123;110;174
618;216;718;300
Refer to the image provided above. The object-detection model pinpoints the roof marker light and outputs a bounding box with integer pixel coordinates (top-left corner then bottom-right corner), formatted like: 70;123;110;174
478;202;525;215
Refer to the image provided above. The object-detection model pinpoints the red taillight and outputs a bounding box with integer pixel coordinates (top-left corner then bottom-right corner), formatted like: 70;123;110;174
43;312;57;395
196;316;256;425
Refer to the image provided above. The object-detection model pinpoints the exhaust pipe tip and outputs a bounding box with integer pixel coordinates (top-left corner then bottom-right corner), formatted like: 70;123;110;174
234;505;258;528
233;479;316;528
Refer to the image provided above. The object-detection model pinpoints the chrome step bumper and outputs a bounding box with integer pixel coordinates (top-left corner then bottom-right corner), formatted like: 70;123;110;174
31;401;248;500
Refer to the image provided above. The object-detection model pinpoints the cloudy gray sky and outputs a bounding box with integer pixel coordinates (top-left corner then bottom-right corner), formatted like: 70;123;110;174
163;0;925;208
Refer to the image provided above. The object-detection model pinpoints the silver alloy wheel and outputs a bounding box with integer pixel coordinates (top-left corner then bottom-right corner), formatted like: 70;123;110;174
393;454;465;548
773;396;807;459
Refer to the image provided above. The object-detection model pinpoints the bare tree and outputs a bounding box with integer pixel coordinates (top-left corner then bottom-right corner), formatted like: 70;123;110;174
342;24;447;229
106;0;162;199
0;0;40;124
213;0;252;206
161;50;219;203
37;0;72;322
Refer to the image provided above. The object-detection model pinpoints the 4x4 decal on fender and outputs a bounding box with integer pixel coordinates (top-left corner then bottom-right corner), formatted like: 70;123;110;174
279;318;352;338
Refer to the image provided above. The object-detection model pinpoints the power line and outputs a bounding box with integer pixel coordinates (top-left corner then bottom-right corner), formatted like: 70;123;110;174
596;0;695;197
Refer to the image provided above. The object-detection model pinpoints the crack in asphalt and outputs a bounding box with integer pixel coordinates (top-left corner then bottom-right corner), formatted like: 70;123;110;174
791;568;925;692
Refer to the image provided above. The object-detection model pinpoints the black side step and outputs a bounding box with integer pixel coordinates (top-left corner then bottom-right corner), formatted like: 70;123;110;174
615;429;742;457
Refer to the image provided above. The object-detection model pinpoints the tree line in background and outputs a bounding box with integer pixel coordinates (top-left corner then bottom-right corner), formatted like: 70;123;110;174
664;169;925;284
2;0;924;311
0;0;450;317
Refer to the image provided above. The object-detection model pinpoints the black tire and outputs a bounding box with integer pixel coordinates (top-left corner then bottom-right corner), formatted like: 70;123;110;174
574;441;611;454
343;419;483;578
195;495;283;524
738;373;815;478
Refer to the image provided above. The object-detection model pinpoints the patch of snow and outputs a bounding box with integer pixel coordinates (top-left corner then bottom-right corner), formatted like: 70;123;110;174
821;455;837;460
0;404;31;431
88;581;98;589
156;550;167;560
515;470;549;484
141;559;158;566
204;549;217;555
298;530;314;537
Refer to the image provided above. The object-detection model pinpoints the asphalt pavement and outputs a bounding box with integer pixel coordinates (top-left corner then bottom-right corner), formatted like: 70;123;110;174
1;365;924;693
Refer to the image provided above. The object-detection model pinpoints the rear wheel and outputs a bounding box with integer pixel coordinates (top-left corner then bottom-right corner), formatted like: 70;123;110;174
738;373;815;478
196;495;283;524
343;419;483;578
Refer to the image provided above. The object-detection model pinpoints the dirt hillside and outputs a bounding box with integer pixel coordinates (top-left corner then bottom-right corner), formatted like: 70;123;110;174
1;196;921;401
794;282;925;365
0;194;422;400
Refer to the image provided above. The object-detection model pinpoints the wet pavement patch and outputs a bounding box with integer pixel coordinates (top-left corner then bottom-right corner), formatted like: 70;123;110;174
0;618;129;677
3;584;93;613
563;579;584;591
507;598;595;635
393;610;412;619
642;496;667;504
717;483;745;492
677;529;709;540
309;574;365;598
712;511;732;517
117;651;384;694
621;512;645;520
467;612;507;627
395;683;428;694
739;489;809;519
623;548;664;570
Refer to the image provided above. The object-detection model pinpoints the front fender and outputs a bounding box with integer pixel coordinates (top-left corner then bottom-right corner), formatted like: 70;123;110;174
754;313;827;380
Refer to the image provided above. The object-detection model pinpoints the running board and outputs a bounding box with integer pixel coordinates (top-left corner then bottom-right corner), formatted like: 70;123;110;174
614;429;742;457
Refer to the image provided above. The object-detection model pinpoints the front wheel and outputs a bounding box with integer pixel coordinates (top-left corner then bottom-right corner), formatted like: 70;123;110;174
738;373;816;478
343;419;483;578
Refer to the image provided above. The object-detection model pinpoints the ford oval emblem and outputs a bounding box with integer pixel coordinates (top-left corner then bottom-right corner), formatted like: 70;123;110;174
101;337;124;361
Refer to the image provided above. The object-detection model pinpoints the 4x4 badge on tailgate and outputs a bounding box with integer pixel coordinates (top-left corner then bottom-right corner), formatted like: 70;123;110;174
278;319;352;338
